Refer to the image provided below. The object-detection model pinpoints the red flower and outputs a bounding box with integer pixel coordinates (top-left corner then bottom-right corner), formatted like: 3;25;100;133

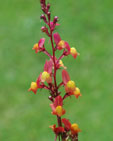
50;124;64;134
32;38;45;53
50;96;65;117
62;118;71;131
62;118;81;135
53;33;70;53
41;60;53;83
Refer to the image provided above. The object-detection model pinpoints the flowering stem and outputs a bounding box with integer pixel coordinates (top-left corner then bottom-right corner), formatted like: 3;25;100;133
50;30;57;95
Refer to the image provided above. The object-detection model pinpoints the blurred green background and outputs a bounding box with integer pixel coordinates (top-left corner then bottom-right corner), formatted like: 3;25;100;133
0;0;113;140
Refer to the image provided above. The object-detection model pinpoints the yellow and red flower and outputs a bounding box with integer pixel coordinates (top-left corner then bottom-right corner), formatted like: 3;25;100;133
73;87;82;99
70;47;79;59
41;60;53;83
62;118;81;135
32;38;45;53
50;96;65;117
53;33;70;53
28;73;42;94
62;70;81;98
62;69;76;93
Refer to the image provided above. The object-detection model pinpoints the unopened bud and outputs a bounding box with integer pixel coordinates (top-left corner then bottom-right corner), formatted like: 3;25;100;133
40;0;46;6
40;14;47;23
47;12;51;21
41;26;47;32
48;96;53;102
47;3;50;10
53;16;58;24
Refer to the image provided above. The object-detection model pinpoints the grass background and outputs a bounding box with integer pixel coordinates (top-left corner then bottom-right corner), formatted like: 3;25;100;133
0;0;113;140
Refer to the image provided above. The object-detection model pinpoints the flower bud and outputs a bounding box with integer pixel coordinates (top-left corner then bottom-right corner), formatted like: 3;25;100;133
47;3;50;10
40;14;47;23
47;12;51;21
53;16;58;24
41;26;47;32
48;96;53;102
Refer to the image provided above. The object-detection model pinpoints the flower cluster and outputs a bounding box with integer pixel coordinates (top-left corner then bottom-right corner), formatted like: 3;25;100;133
28;0;82;140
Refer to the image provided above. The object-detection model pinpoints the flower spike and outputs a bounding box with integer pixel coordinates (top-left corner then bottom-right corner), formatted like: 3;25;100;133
29;0;82;140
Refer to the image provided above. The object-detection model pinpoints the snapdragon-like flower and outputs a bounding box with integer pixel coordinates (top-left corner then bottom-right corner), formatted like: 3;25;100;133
62;118;81;135
53;33;70;53
41;60;52;83
62;70;81;99
32;38;45;53
70;47;79;59
62;69;76;93
73;87;81;99
28;73;42;94
50;96;65;117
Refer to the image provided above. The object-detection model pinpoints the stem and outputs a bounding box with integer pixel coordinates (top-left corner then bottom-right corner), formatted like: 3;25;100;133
57;53;64;63
55;135;57;141
48;20;63;140
50;30;57;93
75;134;78;141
